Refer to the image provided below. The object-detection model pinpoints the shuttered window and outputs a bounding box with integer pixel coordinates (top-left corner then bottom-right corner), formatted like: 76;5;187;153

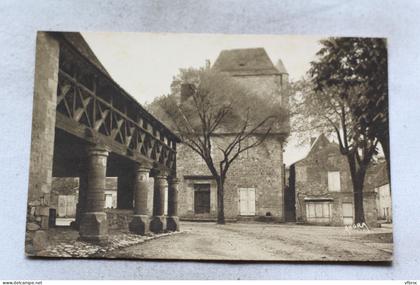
306;201;331;223
328;171;341;192
239;188;256;216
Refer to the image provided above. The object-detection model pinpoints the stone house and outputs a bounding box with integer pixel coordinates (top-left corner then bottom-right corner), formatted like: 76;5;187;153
365;159;392;222
287;134;384;227
176;48;290;222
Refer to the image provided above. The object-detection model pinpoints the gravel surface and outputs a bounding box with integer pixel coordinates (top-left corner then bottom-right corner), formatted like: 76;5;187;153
37;228;183;258
104;222;393;262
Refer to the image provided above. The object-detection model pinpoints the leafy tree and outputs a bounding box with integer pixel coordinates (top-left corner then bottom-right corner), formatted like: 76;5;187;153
312;37;389;179
291;79;378;223
291;37;388;224
148;66;288;224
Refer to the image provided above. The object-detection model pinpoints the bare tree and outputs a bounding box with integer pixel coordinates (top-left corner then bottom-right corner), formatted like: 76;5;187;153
148;67;288;224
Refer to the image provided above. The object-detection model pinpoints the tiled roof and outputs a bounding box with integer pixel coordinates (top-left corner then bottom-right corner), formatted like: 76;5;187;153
56;32;181;142
60;32;111;77
289;134;338;166
212;48;282;76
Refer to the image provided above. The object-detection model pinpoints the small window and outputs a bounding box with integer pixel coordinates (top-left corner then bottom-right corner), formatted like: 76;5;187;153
328;171;341;192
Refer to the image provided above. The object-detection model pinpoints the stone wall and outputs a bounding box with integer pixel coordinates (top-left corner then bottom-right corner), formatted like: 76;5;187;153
177;135;285;221
232;75;281;98
106;209;133;232
232;74;289;107
26;32;60;255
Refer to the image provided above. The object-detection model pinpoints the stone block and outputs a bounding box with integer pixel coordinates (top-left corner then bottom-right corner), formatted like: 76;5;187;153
129;215;150;235
25;244;35;256
80;212;108;242
150;216;166;234
40;216;49;229
36;206;50;216
166;216;180;232
30;206;36;216
27;222;40;231
33;230;48;251
106;209;133;231
28;200;41;207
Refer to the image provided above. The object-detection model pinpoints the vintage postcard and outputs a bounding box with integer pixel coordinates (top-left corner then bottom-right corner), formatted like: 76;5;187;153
25;31;392;261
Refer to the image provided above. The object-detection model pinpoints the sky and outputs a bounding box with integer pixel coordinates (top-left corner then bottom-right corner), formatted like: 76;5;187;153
82;32;324;165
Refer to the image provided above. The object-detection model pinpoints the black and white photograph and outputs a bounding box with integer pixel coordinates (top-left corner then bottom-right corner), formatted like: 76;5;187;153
24;31;392;262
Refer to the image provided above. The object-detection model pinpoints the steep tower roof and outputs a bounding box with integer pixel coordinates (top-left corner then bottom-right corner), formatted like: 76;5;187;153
212;48;281;76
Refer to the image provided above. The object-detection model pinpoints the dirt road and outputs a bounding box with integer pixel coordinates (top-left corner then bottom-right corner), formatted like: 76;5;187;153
105;222;392;262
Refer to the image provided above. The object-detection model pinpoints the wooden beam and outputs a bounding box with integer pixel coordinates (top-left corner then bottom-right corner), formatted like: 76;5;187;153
55;113;175;173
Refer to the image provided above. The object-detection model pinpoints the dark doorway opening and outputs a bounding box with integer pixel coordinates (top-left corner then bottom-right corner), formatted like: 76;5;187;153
194;183;211;214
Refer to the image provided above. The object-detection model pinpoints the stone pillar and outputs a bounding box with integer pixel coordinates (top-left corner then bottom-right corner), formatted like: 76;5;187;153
129;163;153;235
25;32;60;255
150;172;168;233
79;145;109;242
167;177;180;231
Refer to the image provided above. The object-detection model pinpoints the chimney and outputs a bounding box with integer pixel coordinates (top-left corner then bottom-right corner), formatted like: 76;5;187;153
276;59;288;75
180;83;195;102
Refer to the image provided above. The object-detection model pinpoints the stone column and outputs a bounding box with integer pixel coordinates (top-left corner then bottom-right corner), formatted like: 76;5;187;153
25;32;59;255
129;163;153;235
79;145;109;242
150;172;168;233
167;177;180;231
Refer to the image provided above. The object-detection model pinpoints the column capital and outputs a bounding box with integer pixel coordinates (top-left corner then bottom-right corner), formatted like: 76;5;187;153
86;144;110;157
154;169;169;179
135;161;153;173
169;177;180;184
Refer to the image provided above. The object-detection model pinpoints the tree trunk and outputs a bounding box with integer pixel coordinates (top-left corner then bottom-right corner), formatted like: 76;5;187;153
216;177;225;224
347;155;366;224
352;174;366;224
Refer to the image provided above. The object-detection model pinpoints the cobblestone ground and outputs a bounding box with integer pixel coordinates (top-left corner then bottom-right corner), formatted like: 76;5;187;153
37;227;182;258
104;222;393;262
